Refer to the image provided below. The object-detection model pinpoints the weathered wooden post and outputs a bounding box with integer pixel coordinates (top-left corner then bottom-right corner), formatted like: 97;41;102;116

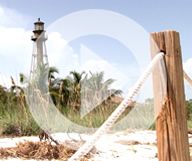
150;31;190;161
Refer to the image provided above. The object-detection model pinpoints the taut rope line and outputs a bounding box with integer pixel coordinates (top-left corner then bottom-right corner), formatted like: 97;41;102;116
68;52;165;161
183;70;192;87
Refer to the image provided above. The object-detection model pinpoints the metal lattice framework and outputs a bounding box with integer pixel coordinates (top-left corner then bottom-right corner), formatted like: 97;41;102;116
30;40;49;80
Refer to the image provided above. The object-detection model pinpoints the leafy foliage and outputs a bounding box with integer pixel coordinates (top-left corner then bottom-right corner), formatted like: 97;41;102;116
186;99;192;120
0;67;123;135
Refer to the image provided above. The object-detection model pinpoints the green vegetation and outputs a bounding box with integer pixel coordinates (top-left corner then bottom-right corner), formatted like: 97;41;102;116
0;65;127;136
0;84;42;136
0;64;192;136
187;99;192;120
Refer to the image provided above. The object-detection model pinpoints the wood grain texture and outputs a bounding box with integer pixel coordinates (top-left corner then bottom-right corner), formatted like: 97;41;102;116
150;31;190;161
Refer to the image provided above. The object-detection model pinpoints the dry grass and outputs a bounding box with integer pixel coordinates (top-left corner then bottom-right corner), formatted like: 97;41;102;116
0;141;91;160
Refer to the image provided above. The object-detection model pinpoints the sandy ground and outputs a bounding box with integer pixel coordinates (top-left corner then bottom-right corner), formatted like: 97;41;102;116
0;130;191;161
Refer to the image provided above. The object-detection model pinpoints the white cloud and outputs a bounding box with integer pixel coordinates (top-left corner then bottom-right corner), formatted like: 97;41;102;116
47;32;71;65
0;26;31;55
0;73;11;88
46;32;79;77
183;58;192;100
0;26;32;77
0;5;31;28
0;5;33;87
80;44;130;91
183;58;192;77
81;59;129;89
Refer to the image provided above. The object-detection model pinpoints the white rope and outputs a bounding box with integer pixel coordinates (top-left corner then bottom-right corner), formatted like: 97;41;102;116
183;70;192;87
68;52;165;161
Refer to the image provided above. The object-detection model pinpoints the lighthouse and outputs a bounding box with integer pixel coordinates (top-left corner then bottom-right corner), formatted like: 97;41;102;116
30;18;49;80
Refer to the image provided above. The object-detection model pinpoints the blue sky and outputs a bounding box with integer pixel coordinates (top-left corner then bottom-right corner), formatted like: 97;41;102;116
0;0;192;101
1;0;192;54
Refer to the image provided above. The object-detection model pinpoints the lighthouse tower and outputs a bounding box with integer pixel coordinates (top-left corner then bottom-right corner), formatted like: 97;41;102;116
30;18;48;80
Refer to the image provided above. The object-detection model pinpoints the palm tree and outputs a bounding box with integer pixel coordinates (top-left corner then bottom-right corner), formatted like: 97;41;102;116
51;78;71;107
81;71;122;113
48;66;59;87
67;71;85;111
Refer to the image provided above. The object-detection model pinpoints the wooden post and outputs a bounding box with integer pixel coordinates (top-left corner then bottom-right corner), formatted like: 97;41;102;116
150;31;190;161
